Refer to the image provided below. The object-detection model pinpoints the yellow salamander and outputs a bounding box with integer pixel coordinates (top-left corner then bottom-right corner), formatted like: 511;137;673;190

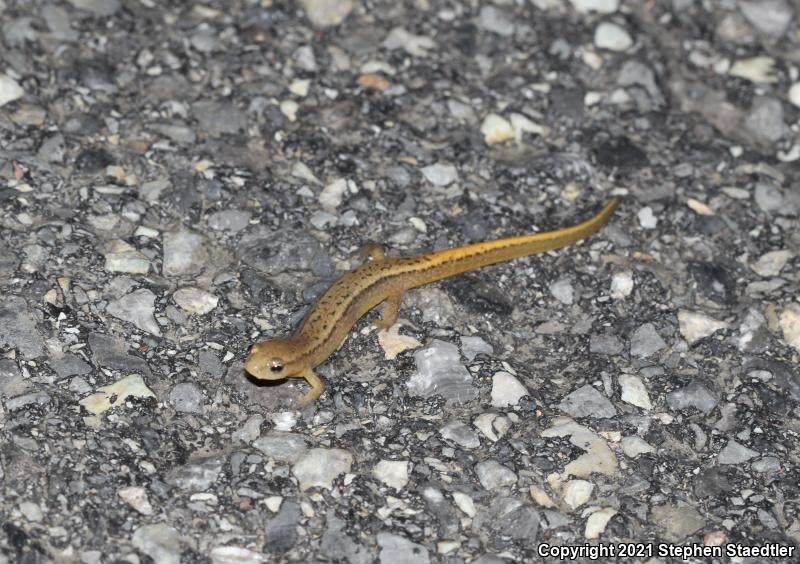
245;198;620;404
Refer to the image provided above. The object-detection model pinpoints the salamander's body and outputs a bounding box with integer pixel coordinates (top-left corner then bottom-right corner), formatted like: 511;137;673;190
245;198;620;404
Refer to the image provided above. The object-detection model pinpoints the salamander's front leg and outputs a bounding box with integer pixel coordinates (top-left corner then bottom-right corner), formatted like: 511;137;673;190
298;368;325;406
375;291;404;332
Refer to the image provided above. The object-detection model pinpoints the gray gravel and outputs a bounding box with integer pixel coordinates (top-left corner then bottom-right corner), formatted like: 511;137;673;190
1;0;799;562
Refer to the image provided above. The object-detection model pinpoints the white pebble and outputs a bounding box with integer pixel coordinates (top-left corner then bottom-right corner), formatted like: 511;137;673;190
209;546;265;564
474;412;510;442
585;507;617;539
584;91;604;106
686;198;714;216
620;436;654;458
18;501;43;522
134;226;160;238
569;0;619;14
789;82;800;108
104;240;151;274
721;186;749;200
480;113;514;145
289;79;311;97
582;50;604;70
319;178;348;211
373;460;410;491
509;113;548;141
264;496;283;512
729;56;779;83
530;485;556;508
777;144;800;163
751;249;793;277
491;371;529;407
118;486;154;515
173;287;219;315
619;373;652;410
292;448;353;491
550;278;574;305
563;479;594;509
280;99;299;122
779;303;800;353
0;74;25;107
270;411;298;431
408;217;427;233
637;206;657;229
475;460;517;490
594;22;633;51
437;540;460;555
678;310;728;344
383;26;437;57
291;161;321;185
609;270;633;300
451;491;476;517
421;162;458;186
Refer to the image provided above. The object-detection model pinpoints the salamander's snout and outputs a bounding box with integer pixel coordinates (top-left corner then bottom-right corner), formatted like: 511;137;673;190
244;347;267;379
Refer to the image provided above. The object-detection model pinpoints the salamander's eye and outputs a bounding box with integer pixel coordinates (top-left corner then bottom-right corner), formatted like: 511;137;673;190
270;358;284;373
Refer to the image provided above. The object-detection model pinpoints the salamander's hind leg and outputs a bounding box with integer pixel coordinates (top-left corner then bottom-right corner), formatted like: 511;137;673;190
358;243;385;261
298;368;325;406
375;291;404;332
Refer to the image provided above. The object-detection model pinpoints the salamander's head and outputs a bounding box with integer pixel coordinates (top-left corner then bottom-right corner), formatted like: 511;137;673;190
244;340;300;381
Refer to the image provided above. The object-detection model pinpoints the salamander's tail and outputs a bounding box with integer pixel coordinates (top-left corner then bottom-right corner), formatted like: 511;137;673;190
411;198;621;285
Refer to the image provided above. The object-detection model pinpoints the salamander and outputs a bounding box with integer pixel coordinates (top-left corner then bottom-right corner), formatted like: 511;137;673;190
244;198;620;404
